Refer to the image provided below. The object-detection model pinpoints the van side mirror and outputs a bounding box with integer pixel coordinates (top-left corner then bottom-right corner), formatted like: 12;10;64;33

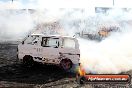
22;41;24;44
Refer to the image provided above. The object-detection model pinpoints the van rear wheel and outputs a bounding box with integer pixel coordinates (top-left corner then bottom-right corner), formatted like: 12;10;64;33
60;59;72;70
77;76;86;84
23;55;34;67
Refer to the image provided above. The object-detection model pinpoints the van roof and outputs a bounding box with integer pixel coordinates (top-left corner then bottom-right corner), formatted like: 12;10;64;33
30;33;75;38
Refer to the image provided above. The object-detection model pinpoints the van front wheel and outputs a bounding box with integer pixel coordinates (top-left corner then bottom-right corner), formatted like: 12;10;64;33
60;59;72;70
23;55;34;67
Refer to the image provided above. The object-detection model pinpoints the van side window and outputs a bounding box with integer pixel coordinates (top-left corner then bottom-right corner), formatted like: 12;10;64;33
63;38;75;49
42;37;59;48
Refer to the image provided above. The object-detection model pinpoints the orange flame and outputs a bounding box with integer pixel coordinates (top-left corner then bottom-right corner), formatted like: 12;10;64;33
78;64;86;76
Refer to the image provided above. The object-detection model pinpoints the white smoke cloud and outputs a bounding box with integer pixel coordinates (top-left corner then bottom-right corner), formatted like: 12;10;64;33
0;10;34;41
79;31;132;74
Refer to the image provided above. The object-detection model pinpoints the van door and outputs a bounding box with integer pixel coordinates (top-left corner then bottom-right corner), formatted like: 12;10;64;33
41;37;60;64
60;38;80;64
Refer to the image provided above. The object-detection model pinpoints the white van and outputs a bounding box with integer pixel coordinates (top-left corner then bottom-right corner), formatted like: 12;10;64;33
17;34;80;70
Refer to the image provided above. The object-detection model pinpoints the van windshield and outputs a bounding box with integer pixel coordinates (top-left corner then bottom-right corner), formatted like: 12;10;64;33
24;35;39;45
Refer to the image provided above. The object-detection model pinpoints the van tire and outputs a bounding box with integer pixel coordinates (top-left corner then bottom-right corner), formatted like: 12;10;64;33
60;59;72;70
23;55;34;67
